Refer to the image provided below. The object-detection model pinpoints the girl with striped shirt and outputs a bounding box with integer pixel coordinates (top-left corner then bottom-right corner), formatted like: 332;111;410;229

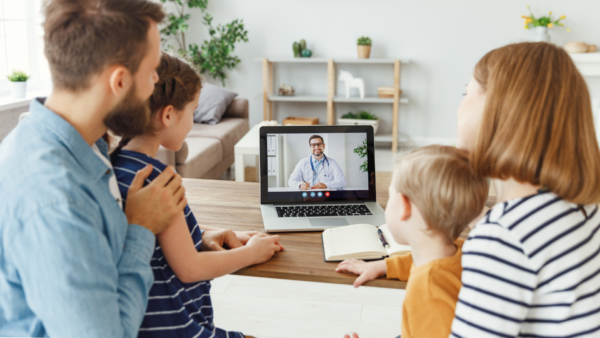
111;53;282;338
451;42;600;337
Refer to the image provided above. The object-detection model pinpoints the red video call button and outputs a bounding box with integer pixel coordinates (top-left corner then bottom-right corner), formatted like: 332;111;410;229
325;192;330;197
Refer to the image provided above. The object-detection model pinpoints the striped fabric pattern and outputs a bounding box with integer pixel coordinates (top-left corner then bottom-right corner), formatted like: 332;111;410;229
113;150;244;338
450;190;600;338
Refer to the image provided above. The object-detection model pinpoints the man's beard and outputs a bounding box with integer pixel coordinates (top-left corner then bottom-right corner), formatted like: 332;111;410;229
104;83;151;137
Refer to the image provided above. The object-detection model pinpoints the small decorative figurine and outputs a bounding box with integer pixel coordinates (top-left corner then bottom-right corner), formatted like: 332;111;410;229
278;83;295;96
339;70;365;99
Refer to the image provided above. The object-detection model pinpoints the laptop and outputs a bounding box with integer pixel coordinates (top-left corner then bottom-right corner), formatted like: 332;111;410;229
259;125;386;232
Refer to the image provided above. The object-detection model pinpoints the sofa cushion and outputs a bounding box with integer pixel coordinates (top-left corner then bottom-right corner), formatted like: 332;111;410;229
193;83;238;125
222;98;248;119
176;137;223;179
186;117;249;157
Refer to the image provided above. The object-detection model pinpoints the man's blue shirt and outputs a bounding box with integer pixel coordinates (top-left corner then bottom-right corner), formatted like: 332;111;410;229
0;98;155;337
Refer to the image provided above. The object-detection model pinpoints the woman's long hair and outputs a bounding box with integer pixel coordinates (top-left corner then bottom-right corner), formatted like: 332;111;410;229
470;42;600;204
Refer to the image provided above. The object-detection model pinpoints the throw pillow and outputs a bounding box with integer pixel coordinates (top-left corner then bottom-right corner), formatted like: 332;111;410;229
193;82;238;125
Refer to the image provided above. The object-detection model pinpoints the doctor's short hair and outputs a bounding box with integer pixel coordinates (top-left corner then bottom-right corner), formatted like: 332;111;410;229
308;135;324;145
391;145;488;244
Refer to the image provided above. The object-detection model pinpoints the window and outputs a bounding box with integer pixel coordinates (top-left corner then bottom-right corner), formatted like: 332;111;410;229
0;0;51;96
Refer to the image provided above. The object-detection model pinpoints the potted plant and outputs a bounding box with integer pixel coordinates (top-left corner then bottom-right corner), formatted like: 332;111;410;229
357;36;372;59
353;138;368;173
522;6;569;42
7;70;29;98
338;111;379;134
160;0;248;86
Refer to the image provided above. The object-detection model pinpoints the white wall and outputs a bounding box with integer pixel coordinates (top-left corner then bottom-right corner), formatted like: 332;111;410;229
184;0;600;142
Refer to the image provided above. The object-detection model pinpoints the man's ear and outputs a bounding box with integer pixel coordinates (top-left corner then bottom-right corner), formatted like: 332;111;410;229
398;192;411;221
108;65;132;98
160;105;175;128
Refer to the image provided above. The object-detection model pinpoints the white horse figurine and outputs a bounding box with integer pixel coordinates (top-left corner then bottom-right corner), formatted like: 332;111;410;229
338;70;365;99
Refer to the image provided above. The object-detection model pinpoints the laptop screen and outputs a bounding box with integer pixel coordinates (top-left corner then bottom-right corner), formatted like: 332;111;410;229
259;125;376;204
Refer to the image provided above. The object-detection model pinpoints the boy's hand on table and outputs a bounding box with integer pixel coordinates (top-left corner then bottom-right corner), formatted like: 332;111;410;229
344;333;359;338
126;165;187;235
246;234;283;264
336;259;387;288
201;229;243;251
235;231;261;245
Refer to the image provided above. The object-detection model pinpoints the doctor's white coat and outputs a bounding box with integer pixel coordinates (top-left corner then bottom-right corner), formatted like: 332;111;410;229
287;156;347;190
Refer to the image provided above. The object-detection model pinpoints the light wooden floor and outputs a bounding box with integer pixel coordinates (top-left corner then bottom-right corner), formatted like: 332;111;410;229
211;275;404;338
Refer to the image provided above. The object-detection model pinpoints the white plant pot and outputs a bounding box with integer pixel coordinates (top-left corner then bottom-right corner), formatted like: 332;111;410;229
337;118;379;134
533;26;550;43
10;81;27;98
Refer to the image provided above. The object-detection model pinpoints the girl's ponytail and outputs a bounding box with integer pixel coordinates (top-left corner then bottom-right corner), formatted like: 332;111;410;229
110;136;132;162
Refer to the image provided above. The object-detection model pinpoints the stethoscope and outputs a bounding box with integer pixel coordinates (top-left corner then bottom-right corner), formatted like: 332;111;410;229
309;154;330;178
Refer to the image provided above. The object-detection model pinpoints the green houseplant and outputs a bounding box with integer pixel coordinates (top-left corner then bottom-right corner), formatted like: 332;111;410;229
338;111;380;134
353;138;368;173
7;70;29;98
357;36;372;59
160;0;248;86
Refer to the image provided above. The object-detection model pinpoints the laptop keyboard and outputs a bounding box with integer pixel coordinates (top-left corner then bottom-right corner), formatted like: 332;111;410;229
275;205;372;218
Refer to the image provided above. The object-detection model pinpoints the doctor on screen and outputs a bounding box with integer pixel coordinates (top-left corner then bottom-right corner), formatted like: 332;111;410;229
288;135;347;191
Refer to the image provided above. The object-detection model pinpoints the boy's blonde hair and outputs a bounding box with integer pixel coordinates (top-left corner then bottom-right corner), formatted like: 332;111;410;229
392;145;488;243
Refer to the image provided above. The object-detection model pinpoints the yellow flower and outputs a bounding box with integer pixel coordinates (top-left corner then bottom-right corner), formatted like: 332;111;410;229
560;15;566;20
549;11;552;15
548;23;553;28
524;26;530;29
521;15;527;19
567;28;571;32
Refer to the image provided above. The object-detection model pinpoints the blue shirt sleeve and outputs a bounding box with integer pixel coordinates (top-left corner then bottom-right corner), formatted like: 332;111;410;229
8;200;155;338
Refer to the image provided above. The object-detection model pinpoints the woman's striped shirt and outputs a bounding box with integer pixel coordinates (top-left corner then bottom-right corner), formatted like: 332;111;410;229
113;150;244;338
451;190;600;338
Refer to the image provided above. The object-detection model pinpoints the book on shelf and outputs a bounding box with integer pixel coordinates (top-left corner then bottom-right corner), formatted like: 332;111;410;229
322;223;410;262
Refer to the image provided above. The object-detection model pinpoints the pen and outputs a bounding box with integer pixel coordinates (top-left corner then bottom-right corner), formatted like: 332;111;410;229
377;228;389;248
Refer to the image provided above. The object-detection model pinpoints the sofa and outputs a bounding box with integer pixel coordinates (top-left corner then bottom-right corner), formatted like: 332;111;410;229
155;98;249;179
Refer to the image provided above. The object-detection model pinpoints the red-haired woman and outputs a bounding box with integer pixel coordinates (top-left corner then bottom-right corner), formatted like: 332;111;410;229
453;42;600;337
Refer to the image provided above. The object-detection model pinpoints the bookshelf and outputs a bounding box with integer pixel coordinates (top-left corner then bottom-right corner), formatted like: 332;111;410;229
256;57;410;152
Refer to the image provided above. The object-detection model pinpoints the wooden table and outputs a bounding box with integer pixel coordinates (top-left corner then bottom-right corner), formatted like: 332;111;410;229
184;176;495;289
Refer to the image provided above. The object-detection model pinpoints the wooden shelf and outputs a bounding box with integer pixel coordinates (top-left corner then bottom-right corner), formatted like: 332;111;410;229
260;57;405;151
254;57;410;64
334;96;409;104
268;95;409;104
569;52;600;76
267;95;327;102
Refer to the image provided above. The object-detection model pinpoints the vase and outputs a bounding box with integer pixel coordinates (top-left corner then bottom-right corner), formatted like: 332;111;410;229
533;26;550;43
357;45;371;59
9;81;27;98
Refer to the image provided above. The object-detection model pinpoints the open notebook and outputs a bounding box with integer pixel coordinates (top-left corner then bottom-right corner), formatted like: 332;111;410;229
322;223;411;262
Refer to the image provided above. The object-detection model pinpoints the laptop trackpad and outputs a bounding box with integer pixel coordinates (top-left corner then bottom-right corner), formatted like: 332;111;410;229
310;218;349;227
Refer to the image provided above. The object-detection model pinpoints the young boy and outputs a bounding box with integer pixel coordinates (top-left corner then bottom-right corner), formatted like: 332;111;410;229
337;145;488;338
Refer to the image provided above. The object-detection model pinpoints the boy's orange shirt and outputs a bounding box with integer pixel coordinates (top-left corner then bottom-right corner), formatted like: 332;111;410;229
385;239;464;338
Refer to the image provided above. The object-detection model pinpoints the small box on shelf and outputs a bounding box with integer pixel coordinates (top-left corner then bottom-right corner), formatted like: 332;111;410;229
377;86;402;98
282;117;319;125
